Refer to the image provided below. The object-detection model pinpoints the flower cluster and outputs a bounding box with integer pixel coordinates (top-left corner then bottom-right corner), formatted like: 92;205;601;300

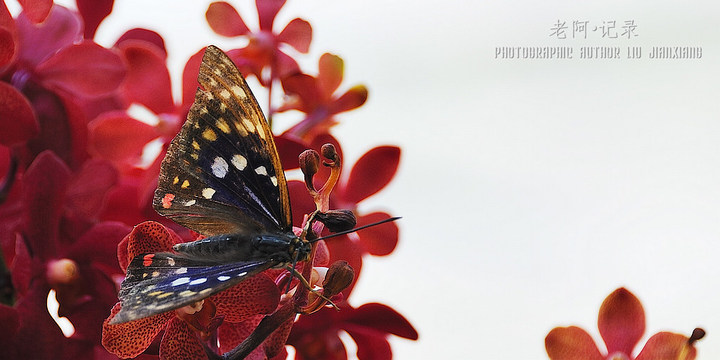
0;1;416;359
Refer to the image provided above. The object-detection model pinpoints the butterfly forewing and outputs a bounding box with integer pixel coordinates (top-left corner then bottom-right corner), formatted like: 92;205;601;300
153;45;292;236
111;253;277;324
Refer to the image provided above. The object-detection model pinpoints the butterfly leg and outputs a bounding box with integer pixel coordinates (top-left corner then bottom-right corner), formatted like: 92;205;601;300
286;265;340;311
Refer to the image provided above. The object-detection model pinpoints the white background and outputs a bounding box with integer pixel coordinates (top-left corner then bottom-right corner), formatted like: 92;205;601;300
15;0;720;358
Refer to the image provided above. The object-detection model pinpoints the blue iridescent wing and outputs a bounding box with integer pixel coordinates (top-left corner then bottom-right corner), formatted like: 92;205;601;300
111;253;277;324
152;45;292;236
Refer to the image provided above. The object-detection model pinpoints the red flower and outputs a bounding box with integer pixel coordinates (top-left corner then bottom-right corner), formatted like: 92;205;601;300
0;151;129;359
0;4;125;169
545;288;704;360
102;221;282;359
279;54;368;141
287;302;418;360
205;0;312;84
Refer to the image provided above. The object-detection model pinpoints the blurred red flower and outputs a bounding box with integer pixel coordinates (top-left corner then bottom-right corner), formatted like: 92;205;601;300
278;54;368;141
545;288;704;360
288;302;418;360
205;0;312;85
0;151;129;359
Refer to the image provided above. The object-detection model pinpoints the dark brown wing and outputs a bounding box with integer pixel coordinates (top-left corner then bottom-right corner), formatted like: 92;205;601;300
152;45;292;236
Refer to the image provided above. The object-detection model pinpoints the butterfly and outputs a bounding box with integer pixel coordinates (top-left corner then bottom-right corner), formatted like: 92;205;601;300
110;45;310;324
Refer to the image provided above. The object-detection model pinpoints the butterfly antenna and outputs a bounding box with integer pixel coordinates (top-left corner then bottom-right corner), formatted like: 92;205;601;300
309;216;401;243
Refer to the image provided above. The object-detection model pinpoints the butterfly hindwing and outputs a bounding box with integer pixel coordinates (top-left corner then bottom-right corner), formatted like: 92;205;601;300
153;45;291;236
111;253;277;324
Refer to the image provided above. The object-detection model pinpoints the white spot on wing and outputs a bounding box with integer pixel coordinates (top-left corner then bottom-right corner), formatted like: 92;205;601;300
231;154;247;170
211;157;229;178
255;166;267;176
217;276;231;281
231;85;245;98
189;278;207;285
171;277;191;286
202;188;216;199
220;89;231;99
236;271;248;277
175;267;188;274
270;176;277;186
184;200;196;207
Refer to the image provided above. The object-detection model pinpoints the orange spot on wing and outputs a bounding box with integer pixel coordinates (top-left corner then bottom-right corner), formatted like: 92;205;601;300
143;254;155;267
161;193;175;208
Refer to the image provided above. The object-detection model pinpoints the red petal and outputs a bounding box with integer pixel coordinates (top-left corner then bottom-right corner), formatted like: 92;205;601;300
18;84;89;169
598;288;645;355
18;0;52;24
275;134;307;170
206;2;250;37
635;332;696;360
16;5;82;66
345;328;392;360
76;0;114;39
264;316;295;358
256;0;285;31
103;302;173;358
12;285;68;358
0;26;16;68
0;1;14;30
211;274;280;322
11;234;31;296
342;146;400;204
288;180;316;226
356;212;398;256
325;236;362;297
218;316;264;356
22;150;70;260
329;85;368;114
0;303;18;337
281;73;320;112
274;50;301;79
545;326;605;360
118;221;181;270
115;28;167;56
159;317;207;360
277;18;311;53
344;303;418;340
89;112;158;162
36;41;126;97
317;53;343;98
181;48;205;107
0;0;16;68
65;159;118;219
0;82;38;146
66;221;130;271
118;41;174;113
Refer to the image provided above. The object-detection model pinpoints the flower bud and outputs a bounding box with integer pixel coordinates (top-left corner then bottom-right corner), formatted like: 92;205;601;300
322;261;354;297
299;149;320;192
316;210;357;233
689;328;706;345
321;143;339;166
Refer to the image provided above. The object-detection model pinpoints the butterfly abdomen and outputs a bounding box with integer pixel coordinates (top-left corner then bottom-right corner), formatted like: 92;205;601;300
172;232;301;263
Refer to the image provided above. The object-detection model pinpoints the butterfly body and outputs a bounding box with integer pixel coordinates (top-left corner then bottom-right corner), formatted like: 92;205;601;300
172;232;309;264
110;45;303;324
